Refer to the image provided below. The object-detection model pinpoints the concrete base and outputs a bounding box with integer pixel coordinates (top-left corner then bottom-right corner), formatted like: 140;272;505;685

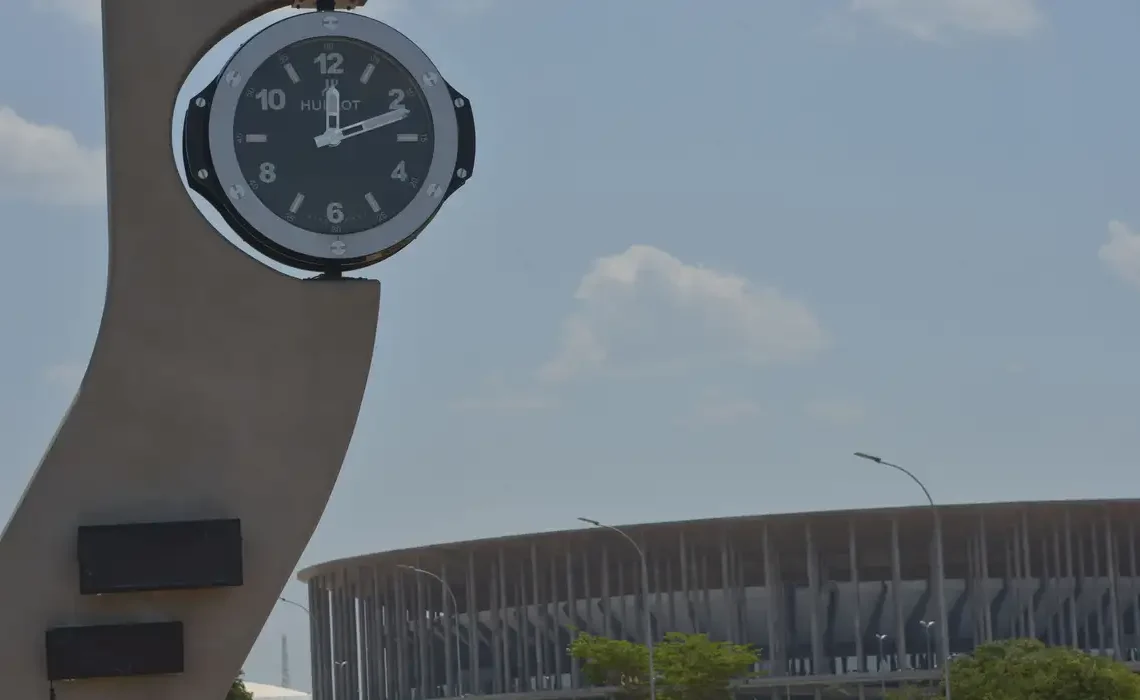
0;1;379;698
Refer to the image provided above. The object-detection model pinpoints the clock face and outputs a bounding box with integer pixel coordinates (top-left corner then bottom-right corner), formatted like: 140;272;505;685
232;36;436;236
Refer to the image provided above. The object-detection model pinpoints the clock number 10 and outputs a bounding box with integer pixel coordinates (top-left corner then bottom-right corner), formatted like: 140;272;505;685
255;88;286;111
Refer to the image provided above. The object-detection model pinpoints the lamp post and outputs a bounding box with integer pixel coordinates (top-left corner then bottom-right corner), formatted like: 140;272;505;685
578;517;656;700
854;452;951;700
397;564;464;696
875;633;888;696
279;596;311;615
920;621;935;669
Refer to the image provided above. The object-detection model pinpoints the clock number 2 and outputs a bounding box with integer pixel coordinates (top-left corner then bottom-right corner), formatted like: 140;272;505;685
388;89;405;111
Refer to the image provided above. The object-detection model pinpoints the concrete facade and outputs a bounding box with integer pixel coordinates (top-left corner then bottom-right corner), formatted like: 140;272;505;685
0;2;379;699
300;500;1140;700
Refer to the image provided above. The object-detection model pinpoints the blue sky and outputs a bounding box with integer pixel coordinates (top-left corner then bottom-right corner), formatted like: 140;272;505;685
2;0;1140;691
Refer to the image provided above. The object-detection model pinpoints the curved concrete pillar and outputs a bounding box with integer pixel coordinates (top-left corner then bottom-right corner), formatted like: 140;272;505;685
0;1;379;698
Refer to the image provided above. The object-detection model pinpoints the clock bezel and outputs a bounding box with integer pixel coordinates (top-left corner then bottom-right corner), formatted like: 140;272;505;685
206;11;459;265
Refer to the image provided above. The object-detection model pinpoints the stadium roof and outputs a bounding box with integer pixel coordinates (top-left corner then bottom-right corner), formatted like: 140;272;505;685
245;681;310;699
298;497;1140;582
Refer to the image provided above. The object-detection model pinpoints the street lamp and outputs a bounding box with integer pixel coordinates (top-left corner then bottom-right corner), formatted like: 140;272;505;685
920;621;935;669
875;633;888;696
278;596;310;615
397;564;464;696
578;517;656;700
854;452;951;700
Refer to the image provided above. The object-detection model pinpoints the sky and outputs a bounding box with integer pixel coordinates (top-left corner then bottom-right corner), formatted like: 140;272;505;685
1;0;1139;691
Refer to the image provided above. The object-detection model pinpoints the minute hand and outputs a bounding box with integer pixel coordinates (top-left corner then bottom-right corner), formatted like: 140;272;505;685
314;108;409;148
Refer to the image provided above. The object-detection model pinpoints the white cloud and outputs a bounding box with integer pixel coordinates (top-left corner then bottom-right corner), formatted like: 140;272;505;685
32;0;101;28
449;393;555;413
43;362;86;391
540;245;827;382
450;375;556;413
36;0;411;30
687;393;762;427
806;397;867;426
1099;220;1140;290
849;0;1044;42
0;107;105;207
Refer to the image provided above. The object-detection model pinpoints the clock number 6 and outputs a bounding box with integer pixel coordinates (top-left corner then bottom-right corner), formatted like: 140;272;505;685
326;202;345;224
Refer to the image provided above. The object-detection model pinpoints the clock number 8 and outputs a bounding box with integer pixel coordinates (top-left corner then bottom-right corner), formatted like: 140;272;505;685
259;162;277;184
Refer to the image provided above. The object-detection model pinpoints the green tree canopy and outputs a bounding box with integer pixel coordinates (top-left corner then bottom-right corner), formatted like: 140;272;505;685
890;639;1140;700
227;672;254;700
569;631;759;700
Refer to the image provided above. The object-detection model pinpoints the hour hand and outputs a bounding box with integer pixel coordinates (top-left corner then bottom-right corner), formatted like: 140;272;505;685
314;108;409;148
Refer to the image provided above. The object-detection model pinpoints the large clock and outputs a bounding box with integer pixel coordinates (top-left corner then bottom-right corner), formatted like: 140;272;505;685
183;9;475;274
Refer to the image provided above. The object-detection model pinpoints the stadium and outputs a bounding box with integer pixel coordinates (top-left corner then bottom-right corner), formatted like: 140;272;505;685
297;499;1140;699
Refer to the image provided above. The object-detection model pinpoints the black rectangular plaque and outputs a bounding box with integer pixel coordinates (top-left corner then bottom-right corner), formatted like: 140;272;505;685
45;621;184;681
77;518;243;594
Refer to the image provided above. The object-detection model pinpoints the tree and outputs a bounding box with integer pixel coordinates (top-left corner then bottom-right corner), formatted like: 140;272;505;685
227;671;255;700
569;631;759;700
890;639;1140;700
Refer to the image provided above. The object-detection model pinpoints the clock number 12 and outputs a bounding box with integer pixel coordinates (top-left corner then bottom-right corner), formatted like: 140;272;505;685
315;52;344;75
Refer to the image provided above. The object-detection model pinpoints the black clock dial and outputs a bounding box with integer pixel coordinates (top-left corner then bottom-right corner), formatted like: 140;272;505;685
232;36;435;236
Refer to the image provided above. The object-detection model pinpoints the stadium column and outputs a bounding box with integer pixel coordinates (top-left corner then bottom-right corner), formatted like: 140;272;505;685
890;516;908;669
761;523;783;678
1050;525;1064;645
1091;521;1104;655
1131;524;1139;659
550;555;563;688
805;522;824;674
1077;521;1089;650
979;515;993;642
307;578;321;700
467;552;480;695
375;572;388;700
721;537;733;641
498;549;510;693
565;549;579;689
1105;513;1122;659
349;580;361;700
602;547;614;638
965;536;978;650
1009;525;1022;638
517;565;529;689
394;571;407;699
441;562;454;696
360;578;371;699
1064;510;1077;648
848;520;864;672
654;553;666;644
311;577;330;700
490;555;502;695
1003;535;1015;638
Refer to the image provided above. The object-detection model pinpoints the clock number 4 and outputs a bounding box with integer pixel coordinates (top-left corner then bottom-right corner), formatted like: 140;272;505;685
315;52;344;75
391;161;408;182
